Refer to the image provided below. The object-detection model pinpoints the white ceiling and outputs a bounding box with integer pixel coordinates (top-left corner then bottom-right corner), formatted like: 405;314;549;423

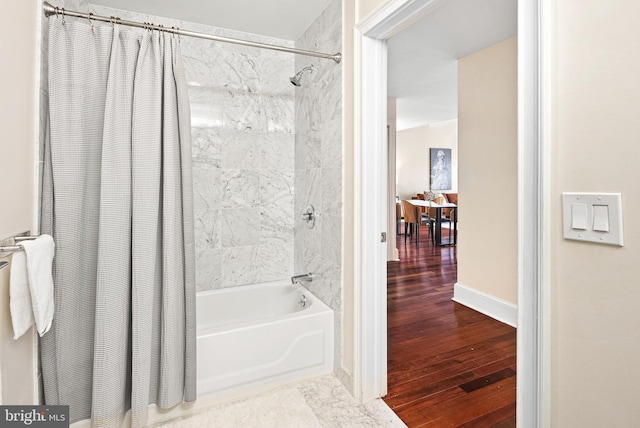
388;0;517;130
89;0;334;41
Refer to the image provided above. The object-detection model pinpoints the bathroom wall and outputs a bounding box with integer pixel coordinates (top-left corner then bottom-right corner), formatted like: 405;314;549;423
89;4;296;291
294;0;343;371
0;0;41;405
0;0;42;242
341;0;356;382
551;0;640;424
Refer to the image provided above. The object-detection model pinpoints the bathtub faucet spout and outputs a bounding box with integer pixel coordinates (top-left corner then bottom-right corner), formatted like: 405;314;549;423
291;273;315;284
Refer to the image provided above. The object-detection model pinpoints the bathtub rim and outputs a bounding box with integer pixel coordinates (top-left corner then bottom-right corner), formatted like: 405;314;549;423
196;280;333;336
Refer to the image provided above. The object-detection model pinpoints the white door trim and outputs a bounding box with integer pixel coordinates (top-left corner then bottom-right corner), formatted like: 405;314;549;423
353;24;389;402
352;0;550;425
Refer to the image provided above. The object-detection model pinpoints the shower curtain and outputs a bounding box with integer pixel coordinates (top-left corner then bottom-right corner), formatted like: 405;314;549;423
40;16;196;427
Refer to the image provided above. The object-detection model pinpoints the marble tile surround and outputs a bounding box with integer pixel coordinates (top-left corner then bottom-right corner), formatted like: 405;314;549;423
153;375;407;428
42;2;342;296
294;0;344;371
90;4;296;290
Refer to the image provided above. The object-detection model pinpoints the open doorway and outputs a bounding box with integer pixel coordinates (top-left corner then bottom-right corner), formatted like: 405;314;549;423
385;3;518;423
353;0;546;425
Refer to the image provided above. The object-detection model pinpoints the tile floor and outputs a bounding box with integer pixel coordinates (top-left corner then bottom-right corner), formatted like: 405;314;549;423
154;375;406;428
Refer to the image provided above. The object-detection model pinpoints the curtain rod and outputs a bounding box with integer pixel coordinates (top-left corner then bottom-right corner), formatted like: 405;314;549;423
43;2;342;64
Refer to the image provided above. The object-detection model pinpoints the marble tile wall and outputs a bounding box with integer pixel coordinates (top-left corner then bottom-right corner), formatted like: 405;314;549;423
294;0;343;370
84;4;297;290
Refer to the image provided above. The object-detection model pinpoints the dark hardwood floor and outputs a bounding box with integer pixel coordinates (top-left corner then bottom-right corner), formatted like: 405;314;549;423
384;226;516;427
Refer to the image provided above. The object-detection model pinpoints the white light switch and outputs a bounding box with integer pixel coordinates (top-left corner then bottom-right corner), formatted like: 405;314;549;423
571;203;588;230
593;205;610;232
562;193;624;246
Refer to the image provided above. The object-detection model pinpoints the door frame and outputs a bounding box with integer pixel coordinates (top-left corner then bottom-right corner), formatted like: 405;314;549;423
352;0;551;426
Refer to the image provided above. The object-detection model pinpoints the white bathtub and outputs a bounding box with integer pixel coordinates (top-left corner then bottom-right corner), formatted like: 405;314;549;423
71;281;334;427
196;280;334;399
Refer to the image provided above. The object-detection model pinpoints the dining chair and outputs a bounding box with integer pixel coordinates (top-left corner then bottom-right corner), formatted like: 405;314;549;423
396;203;403;235
401;200;419;243
415;193;428;218
428;204;456;245
422;211;435;245
401;200;433;244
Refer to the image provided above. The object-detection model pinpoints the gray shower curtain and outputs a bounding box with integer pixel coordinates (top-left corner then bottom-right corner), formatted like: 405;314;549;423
40;16;196;427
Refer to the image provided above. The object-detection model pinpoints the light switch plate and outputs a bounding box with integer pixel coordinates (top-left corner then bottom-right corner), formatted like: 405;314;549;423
562;193;623;246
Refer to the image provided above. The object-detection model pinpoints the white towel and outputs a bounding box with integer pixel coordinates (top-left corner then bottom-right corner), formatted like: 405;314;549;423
9;235;55;339
9;249;34;339
20;235;55;337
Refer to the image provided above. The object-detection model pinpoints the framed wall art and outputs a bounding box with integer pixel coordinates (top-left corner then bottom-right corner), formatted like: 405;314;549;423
430;148;452;191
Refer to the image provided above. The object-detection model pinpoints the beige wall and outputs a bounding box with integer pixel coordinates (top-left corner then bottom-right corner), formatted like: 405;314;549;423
396;121;458;199
0;1;38;241
0;0;40;405
0;256;37;404
551;0;640;424
341;0;356;378
457;37;517;305
357;0;383;21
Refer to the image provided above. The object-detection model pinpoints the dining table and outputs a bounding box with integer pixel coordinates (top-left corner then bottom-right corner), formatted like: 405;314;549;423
407;199;457;246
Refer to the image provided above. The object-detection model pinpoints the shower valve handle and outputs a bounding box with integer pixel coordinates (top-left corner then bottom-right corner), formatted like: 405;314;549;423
301;205;316;229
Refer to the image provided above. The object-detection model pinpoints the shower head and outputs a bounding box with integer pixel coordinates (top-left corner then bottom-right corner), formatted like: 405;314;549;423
290;65;314;86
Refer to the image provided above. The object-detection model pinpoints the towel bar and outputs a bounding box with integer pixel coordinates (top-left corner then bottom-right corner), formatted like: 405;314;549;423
0;235;39;253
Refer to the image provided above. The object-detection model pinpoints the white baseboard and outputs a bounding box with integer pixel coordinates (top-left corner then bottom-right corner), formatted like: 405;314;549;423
452;283;517;328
